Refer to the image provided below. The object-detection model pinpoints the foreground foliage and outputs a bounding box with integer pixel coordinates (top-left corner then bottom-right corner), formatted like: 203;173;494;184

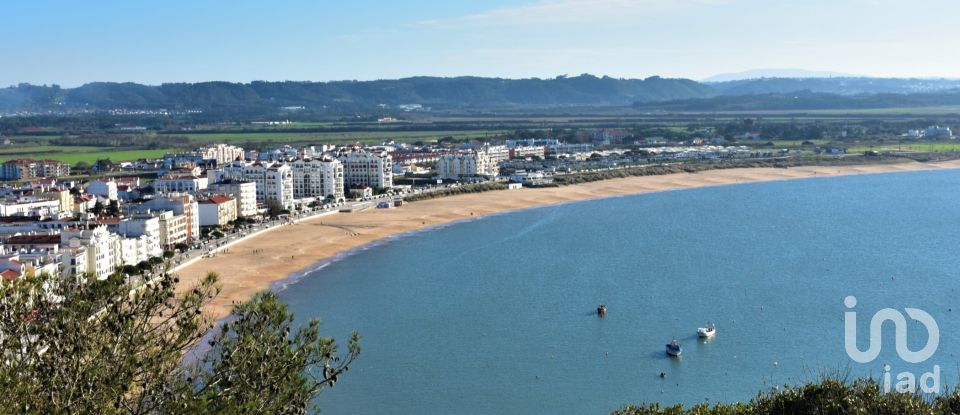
613;377;960;415
0;271;359;414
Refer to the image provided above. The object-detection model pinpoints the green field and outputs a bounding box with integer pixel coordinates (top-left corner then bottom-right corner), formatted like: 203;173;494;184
0;147;176;165
847;141;960;153
175;129;503;144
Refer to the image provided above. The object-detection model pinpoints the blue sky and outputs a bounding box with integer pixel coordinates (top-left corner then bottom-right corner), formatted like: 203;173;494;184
3;0;958;86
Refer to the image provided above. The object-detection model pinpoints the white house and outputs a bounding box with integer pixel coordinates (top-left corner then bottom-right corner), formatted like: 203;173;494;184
86;180;119;200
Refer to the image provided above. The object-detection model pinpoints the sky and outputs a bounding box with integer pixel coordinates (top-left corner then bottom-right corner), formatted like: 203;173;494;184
3;0;959;86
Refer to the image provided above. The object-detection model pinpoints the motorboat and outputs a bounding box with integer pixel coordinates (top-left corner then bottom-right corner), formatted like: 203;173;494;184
666;338;682;357
697;323;716;338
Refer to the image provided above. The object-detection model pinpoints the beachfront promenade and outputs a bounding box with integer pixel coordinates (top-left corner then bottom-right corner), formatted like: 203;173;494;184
174;159;960;320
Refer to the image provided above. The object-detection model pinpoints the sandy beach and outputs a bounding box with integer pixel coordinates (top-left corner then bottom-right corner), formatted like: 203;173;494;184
174;159;960;320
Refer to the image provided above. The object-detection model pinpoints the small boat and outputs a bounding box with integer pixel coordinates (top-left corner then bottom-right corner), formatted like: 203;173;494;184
596;304;607;317
666;338;682;357
697;323;716;338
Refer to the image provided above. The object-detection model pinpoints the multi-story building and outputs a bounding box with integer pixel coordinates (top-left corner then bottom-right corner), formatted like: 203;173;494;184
60;243;88;280
290;157;345;202
436;152;499;180
134;194;200;242
509;146;546;159
480;145;510;164
61;225;120;280
197;195;238;228
0;159;70;180
3;233;61;256
924;126;954;139
153;174;209;194
198;144;245;165
338;149;392;190
207;180;258;218
145;210;188;247
86;179;119;200
113;214;163;259
0;198;61;217
217;161;295;210
42;189;74;213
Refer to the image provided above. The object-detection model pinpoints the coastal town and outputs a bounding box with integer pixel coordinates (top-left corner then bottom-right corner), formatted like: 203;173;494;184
0;129;774;285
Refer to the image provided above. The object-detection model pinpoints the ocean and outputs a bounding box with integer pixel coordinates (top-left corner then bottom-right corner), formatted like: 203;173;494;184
278;169;960;414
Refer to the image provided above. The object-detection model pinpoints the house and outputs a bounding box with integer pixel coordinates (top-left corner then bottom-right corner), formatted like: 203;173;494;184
86;179;119;200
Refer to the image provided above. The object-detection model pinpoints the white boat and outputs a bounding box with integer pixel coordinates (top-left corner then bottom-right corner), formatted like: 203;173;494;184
665;339;682;357
697;323;716;338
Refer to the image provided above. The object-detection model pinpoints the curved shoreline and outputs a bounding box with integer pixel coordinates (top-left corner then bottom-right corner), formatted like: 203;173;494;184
174;159;960;320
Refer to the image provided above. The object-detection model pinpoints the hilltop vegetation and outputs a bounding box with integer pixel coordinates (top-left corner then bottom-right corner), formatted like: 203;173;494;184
613;377;960;415
6;75;960;116
0;75;711;114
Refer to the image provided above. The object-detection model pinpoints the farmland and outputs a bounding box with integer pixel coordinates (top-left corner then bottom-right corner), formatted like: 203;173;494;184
0;145;176;165
173;129;505;145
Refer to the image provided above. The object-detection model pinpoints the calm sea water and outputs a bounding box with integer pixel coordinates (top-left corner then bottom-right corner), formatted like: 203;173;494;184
277;170;960;414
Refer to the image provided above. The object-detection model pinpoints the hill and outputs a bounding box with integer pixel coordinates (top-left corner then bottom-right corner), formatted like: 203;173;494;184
0;75;714;114
703;68;858;82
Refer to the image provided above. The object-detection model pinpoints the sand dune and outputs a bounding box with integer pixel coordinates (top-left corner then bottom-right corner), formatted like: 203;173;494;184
175;160;960;320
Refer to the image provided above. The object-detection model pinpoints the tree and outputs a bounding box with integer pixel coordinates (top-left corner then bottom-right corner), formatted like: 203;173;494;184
265;200;286;218
177;292;360;413
0;271;359;414
107;200;121;216
91;200;104;216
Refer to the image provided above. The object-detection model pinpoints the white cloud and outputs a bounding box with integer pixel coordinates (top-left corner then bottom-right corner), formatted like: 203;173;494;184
414;0;730;28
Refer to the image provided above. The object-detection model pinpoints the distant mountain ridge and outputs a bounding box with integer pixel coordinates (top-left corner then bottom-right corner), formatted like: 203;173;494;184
3;74;960;115
0;75;712;114
703;68;859;82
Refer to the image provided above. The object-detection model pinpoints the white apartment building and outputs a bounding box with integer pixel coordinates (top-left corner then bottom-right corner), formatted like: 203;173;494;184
208;180;258;218
198;195;238;227
338;150;392;190
153;174;209;193
217;161;295;210
114;214;163;259
60;244;88;280
290;157;345;201
119;235;155;267
153;210;187;247
436;152;499;180
61;226;120;280
198;144;245;165
509;146;546;159
0;198;61;217
86;180;119;200
481;145;510;164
